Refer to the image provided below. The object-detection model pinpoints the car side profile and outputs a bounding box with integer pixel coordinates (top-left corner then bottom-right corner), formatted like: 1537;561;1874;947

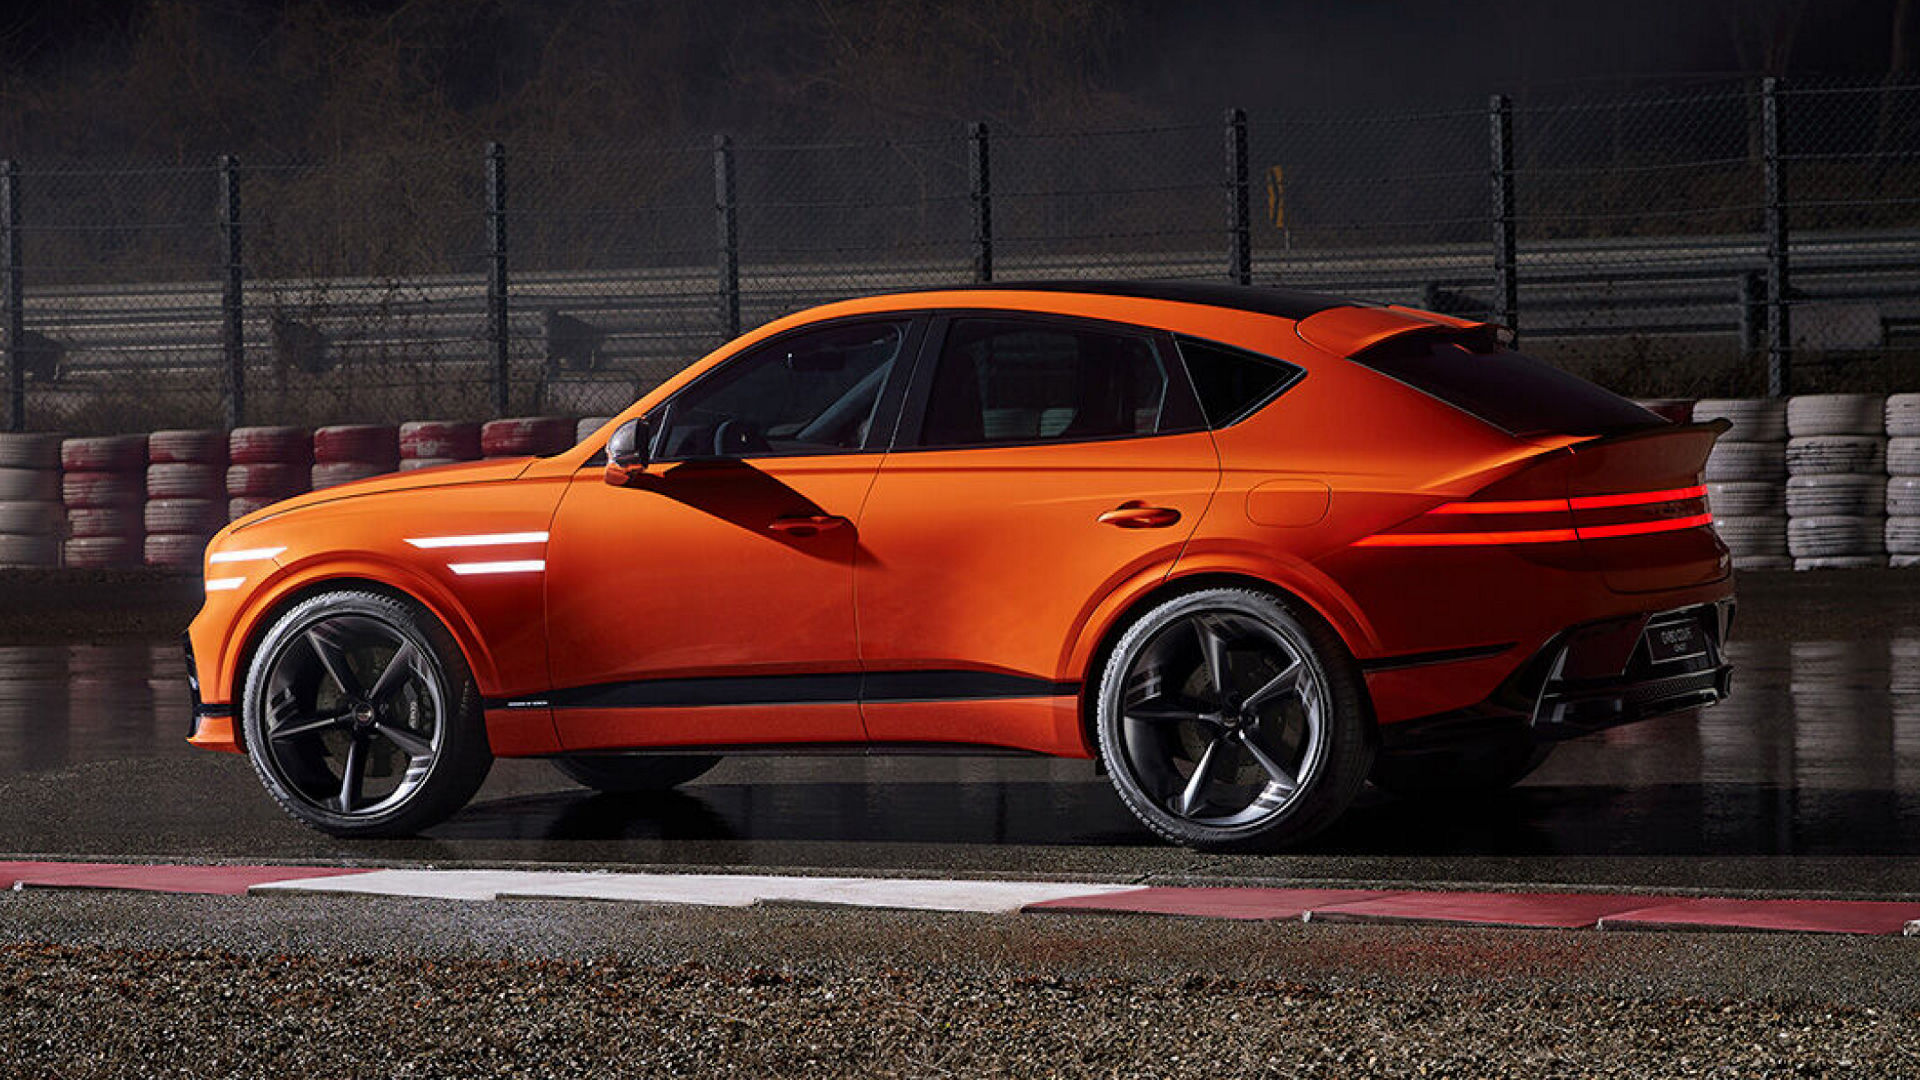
185;282;1735;851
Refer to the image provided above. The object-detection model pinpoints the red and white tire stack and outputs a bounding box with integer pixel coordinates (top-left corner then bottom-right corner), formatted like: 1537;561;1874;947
227;427;312;521
398;421;482;471
482;416;576;459
311;425;399;490
60;435;148;569
0;433;65;567
143;430;228;569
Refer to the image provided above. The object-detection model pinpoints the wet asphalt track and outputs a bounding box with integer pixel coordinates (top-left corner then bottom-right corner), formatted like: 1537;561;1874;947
2;569;1919;896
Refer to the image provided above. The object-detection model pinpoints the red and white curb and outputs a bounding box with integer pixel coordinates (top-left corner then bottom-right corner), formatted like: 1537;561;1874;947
5;861;1919;936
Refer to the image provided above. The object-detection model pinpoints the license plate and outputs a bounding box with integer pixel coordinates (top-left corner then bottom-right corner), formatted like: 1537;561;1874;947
1646;620;1708;664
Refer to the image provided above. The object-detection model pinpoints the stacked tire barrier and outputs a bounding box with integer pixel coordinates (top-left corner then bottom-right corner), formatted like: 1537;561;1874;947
60;435;148;569
1888;394;1920;570
311;425;399;490
0;433;65;567
227;427;312;522
144;430;228;568
483;416;577;459
1785;394;1887;571
399;421;482;471
1697;398;1789;571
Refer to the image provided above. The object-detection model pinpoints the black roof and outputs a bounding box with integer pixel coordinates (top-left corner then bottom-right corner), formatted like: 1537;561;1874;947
941;280;1360;322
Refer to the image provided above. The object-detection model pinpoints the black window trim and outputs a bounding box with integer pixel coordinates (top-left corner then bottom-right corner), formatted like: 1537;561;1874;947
632;312;930;466
1170;333;1309;430
891;309;1209;454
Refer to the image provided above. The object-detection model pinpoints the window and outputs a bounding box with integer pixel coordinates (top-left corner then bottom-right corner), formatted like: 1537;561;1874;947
656;320;909;459
916;319;1171;448
1175;337;1302;427
1350;332;1659;437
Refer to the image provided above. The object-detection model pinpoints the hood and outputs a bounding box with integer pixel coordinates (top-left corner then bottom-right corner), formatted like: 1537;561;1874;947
228;457;536;532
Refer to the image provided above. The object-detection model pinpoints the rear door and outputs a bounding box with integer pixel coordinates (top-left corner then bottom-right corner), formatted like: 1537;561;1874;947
852;313;1219;752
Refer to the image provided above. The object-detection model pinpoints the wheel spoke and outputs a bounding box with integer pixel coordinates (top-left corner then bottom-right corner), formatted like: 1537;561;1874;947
1174;736;1226;817
366;642;419;705
337;737;367;813
1193;617;1233;701
306;626;363;698
268;712;348;742
371;720;432;759
1243;661;1302;711
1236;728;1299;794
1126;695;1215;726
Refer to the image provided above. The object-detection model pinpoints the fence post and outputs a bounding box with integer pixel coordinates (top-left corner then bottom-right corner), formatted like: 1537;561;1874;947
2;161;21;432
714;135;740;340
1762;77;1791;397
1226;108;1251;286
969;122;993;283
218;155;245;430
1739;270;1765;371
1489;94;1518;338
486;141;510;417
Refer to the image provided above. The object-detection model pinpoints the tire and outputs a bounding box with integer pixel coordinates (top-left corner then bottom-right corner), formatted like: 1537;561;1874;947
226;463;308;499
67;506;140;539
1893;555;1920;569
313;425;399;466
60;435;146;473
61;471;142;509
1704;441;1785;482
0;501;61;536
1733;554;1793;571
482;416;575;458
1786;436;1884;477
144;533;209;568
63;536;138;568
145;498;225;536
398;421;481;461
1787;394;1886;438
1693;399;1786;442
1094;587;1372;852
1370;735;1553;799
229;496;282;522
399;457;463;471
1889;394;1920;438
146;462;224;500
240;590;492;837
1788;515;1883;558
0;534;58;567
1711;515;1787;556
553;755;721;793
1706;481;1783;517
1889;437;1920;477
1890;478;1920;518
1795;556;1886;571
1785;474;1885;518
0;433;62;470
146;429;227;465
0;467;58;502
1886;518;1920;556
311;462;391;490
229;427;311;466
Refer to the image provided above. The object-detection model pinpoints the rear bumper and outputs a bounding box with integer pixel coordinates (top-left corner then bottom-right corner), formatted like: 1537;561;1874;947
1380;598;1734;753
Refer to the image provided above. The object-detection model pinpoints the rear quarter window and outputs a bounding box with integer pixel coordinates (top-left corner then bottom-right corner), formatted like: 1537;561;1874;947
1351;333;1660;438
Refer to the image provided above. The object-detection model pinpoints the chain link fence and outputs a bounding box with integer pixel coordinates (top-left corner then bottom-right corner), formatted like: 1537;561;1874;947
4;78;1919;435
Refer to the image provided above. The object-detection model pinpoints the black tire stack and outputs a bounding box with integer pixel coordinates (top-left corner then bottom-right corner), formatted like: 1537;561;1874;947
311;425;399;490
1785;394;1887;571
227;427;312;521
144;430;229;569
60;435;148;569
398;421;481;471
1697;398;1789;571
1886;393;1920;570
0;433;65;567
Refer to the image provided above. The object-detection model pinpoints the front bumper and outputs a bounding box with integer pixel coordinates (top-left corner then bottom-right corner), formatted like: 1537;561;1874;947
183;633;241;753
1380;598;1734;753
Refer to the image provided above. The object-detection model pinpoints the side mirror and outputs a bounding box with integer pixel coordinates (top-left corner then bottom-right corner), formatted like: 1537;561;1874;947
603;418;652;486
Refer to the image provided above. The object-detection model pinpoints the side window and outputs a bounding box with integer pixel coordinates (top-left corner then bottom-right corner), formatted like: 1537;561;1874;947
1176;337;1302;427
657;320;909;459
916;319;1171;448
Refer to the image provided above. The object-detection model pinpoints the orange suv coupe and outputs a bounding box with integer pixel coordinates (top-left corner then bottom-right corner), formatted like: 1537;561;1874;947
186;283;1734;850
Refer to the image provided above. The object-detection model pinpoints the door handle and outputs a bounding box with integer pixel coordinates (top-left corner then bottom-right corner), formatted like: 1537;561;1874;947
1098;502;1181;529
768;514;850;538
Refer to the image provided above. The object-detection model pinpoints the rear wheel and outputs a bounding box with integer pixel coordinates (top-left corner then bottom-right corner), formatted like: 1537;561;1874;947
1095;587;1373;852
241;590;492;837
1369;736;1553;799
553;755;721;793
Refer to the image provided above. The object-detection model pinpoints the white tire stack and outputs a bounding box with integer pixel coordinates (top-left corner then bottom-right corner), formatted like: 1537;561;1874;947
1697;398;1788;570
398;421;481;472
144;430;228;569
1887;393;1920;569
60;435;148;568
227;427;311;521
482;416;576;459
1786;394;1886;570
0;433;65;567
311;425;399;490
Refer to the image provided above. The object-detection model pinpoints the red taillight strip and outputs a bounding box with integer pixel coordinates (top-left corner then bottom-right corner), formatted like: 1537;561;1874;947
1568;485;1708;511
1574;512;1715;540
1426;497;1570;515
1354;527;1580;547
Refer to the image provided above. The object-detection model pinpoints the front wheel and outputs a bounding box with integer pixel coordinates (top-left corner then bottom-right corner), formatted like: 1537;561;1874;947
1095;587;1373;852
240;590;492;837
